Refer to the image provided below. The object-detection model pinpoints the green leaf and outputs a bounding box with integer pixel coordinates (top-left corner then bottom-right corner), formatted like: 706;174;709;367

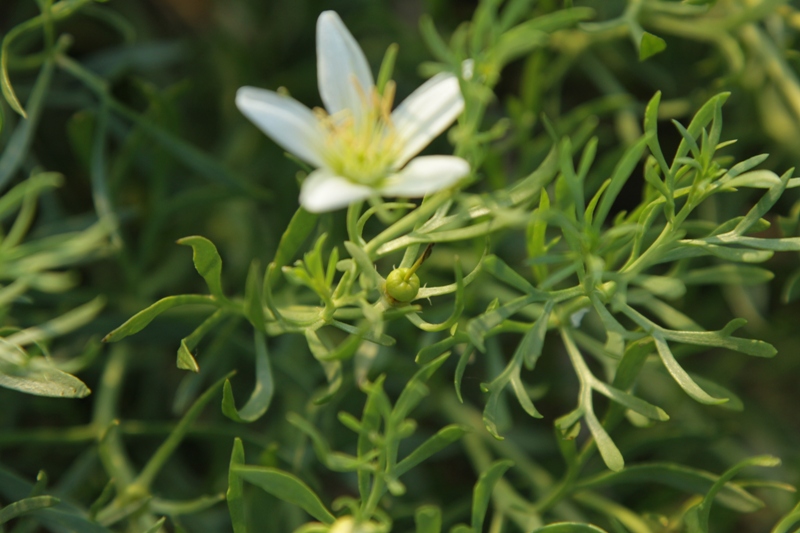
344;241;384;291
416;335;461;365
1;0;92;118
313;359;343;405
177;236;225;300
357;375;387;500
639;32;666;61
733;168;792;235
244;260;266;331
593;134;649;230
227;438;247;533
0;495;60;523
660;318;776;357
151;496;224;519
782;269;800;303
653;334;727;405
103;294;217;343
0;171;61;219
0;465;114;533
591;380;669;421
482;255;540;294
584;406;625;472
141;518;166;533
533;523;609;532
415;505;442;533
376;43;399;95
576;463;764;512
0;55;55;190
0;355;90;398
467;294;538;351
667;241;774;263
471;460;513;532
395;425;467;477
631;274;686;300
175;308;229;373
455;346;472;403
232;466;335;525
772;501;800;533
222;331;274;422
392;353;450;422
135;373;230;490
6;296;105;346
90;101;122;248
269;207;319;286
644;92;670;176
689;374;744;411
720;169;783;189
521;300;553;369
673;92;730;165
287;413;368;472
680;265;773;286
688;455;780;533
176;340;199;373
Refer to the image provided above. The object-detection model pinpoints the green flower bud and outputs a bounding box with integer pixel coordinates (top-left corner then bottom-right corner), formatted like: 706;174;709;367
384;267;420;305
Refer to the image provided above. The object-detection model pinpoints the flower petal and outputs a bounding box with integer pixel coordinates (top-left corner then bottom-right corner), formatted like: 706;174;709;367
391;73;464;167
380;156;469;197
316;11;374;118
236;86;326;167
300;169;374;212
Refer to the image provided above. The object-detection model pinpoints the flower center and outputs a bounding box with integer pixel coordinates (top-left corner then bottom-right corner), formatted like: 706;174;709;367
317;81;400;186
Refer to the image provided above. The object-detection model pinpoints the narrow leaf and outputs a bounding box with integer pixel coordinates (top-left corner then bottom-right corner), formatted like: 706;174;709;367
232;466;335;525
177;236;225;300
222;331;274;422
227;438;247;533
0;356;90;398
395;425;467;477
653;334;727;405
471;460;514;532
103;295;217;343
533;523;609;532
0;495;60;523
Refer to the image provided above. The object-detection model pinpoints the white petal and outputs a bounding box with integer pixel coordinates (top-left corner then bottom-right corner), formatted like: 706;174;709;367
316;11;374;118
380;156;469;197
236;87;326;167
300;169;373;212
391;73;464;167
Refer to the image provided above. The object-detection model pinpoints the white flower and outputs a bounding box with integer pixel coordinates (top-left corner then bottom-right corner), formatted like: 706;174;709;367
236;11;469;213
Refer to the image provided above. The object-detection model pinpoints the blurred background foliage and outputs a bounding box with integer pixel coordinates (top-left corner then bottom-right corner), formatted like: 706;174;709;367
2;0;800;531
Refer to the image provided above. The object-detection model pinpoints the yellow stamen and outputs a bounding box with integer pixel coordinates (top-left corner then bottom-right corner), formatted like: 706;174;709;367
318;82;401;186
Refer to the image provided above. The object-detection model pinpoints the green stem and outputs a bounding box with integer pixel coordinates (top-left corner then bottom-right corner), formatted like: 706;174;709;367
134;373;230;490
363;192;451;258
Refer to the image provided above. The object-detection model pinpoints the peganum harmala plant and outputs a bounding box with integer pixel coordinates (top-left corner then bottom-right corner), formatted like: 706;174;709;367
3;0;800;532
